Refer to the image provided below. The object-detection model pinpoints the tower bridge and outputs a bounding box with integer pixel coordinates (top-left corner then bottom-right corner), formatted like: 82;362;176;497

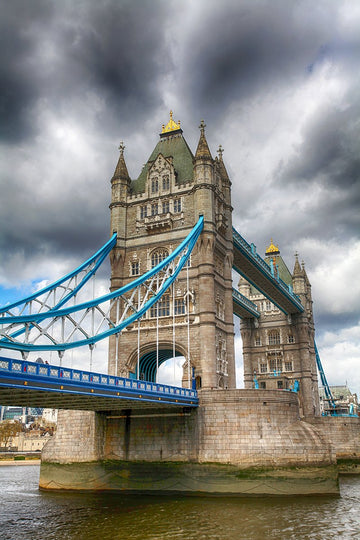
0;112;358;495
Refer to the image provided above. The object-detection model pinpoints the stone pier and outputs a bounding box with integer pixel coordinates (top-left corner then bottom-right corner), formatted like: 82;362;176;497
40;389;343;495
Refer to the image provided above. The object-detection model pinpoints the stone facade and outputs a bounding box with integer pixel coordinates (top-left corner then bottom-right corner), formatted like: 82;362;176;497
239;244;320;417
108;117;235;389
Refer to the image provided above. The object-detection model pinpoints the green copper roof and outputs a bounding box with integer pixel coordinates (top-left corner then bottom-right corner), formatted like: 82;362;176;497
131;132;194;194
264;254;293;287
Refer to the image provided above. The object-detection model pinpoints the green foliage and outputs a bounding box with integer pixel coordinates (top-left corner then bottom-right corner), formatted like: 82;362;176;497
0;420;22;447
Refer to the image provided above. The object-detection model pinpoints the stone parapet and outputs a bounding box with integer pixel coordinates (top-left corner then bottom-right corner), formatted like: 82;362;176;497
305;415;360;460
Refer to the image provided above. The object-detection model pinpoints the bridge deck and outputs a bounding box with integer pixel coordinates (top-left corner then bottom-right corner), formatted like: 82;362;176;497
232;228;304;314
0;357;198;410
232;288;260;319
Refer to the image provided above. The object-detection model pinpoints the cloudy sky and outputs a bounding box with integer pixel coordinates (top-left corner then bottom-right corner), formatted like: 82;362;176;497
0;0;359;395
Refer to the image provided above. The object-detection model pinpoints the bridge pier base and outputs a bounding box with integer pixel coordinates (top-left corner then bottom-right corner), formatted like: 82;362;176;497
39;389;353;495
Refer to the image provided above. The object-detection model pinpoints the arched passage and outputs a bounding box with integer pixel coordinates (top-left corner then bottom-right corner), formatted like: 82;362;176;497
128;344;189;384
136;349;182;382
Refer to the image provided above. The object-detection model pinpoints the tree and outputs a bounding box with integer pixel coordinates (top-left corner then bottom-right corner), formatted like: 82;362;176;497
0;420;22;449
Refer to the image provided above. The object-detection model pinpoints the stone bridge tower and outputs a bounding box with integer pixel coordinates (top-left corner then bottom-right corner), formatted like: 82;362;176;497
239;241;320;417
109;113;235;389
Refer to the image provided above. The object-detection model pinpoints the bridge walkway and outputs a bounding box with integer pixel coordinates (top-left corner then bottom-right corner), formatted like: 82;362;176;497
232;227;304;314
0;357;198;411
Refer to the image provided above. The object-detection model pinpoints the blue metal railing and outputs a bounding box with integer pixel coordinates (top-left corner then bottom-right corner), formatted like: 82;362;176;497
232;288;260;318
232;227;304;311
0;356;198;405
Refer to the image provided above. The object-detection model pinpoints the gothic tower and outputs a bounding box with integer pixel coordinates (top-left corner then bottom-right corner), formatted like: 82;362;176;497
239;240;320;417
109;113;235;389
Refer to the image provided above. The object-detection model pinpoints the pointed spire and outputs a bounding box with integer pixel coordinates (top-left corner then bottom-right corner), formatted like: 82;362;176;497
217;144;230;180
195;120;212;159
302;260;311;285
113;141;130;182
292;252;302;277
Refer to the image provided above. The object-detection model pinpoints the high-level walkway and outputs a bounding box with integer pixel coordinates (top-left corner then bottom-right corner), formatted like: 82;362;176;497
232;227;304;314
0;357;198;410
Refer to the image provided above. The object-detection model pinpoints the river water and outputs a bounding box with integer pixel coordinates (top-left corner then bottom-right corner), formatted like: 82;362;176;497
0;465;359;539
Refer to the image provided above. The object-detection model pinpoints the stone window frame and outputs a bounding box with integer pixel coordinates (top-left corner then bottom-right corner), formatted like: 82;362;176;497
140;205;148;219
174;297;186;315
268;329;280;345
151;202;158;216
150;248;169;269
162;200;170;214
284;361;293;372
150;294;170;318
287;334;295;344
260;362;267;373
131;261;140;276
162;174;170;191
255;336;261;346
151;177;159;194
174;198;182;213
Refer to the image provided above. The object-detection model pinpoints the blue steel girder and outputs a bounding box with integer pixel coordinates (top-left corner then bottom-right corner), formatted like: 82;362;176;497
232;227;304;315
232;288;260;319
0;217;204;353
0;356;198;410
0;233;117;317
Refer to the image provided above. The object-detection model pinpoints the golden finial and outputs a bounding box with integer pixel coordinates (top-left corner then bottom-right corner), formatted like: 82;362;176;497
162;110;181;133
265;238;280;255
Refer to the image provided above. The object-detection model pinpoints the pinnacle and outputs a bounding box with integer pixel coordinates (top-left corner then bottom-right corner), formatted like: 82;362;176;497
113;141;130;181
292;253;302;277
195;120;212;159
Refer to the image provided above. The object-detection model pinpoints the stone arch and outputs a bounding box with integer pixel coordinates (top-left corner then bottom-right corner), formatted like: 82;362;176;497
127;341;190;383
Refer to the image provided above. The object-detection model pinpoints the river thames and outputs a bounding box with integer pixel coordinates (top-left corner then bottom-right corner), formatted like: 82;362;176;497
0;465;359;539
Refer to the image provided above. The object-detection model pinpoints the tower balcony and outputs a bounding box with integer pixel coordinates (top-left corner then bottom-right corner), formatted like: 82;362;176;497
144;213;174;231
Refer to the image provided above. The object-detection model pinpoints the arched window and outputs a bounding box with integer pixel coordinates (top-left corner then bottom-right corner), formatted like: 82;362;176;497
162;175;170;191
268;330;280;345
151;248;169;268
151;177;159;193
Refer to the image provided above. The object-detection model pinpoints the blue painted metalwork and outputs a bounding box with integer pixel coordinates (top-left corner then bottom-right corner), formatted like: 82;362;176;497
0;217;204;353
232;227;304;313
315;341;357;417
314;341;336;411
232;288;260;318
0;233;117;316
0;356;198;407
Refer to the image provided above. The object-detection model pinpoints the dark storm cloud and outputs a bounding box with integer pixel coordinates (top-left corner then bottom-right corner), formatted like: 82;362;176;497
0;0;173;143
178;0;343;121
280;101;360;188
0;0;54;141
0;0;177;278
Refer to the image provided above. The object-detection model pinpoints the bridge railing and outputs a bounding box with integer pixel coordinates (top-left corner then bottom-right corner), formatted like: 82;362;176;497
232;227;303;310
0;357;198;402
232;288;260;317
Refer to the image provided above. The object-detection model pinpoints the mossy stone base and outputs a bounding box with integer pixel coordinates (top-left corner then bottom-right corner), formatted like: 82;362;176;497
39;460;339;496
